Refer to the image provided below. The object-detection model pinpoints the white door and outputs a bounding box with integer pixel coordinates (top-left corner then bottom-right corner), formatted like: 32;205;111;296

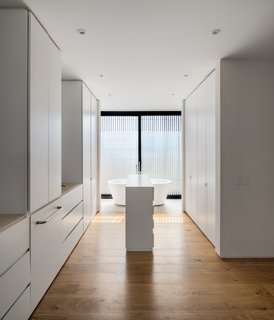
48;34;61;202
82;84;92;229
29;14;49;212
197;84;207;235
0;10;28;214
205;73;216;244
189;95;198;223
91;94;98;217
184;101;192;215
185;94;198;223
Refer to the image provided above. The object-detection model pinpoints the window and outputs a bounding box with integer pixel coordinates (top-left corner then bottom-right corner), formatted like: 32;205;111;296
101;112;181;197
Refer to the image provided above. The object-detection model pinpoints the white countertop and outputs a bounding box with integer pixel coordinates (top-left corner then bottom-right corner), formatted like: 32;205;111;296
126;174;153;187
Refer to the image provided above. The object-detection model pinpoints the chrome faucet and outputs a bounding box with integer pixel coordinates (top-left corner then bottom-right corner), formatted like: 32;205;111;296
136;161;142;174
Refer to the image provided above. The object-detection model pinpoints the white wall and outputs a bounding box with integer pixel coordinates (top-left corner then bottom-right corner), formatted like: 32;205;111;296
217;60;274;257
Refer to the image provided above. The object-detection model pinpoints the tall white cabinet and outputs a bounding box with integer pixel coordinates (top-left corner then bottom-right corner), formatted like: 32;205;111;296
29;14;61;213
0;10;61;215
0;8;62;320
0;9;28;214
184;71;216;245
62;81;98;231
91;93;98;215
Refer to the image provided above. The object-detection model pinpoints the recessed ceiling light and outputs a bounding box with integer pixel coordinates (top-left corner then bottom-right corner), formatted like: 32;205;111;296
99;74;104;77
108;93;112;96
171;93;175;96
212;28;221;35
77;28;86;35
184;74;189;78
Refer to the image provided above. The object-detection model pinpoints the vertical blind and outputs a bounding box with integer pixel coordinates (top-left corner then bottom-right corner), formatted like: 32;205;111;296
101;116;138;194
141;115;181;196
101;113;181;196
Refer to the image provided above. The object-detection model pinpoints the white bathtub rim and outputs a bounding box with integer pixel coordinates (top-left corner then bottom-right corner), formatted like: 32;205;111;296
108;178;171;206
150;178;171;185
108;179;127;185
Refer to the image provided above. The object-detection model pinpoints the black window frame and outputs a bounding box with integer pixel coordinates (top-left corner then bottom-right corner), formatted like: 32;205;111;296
101;111;182;199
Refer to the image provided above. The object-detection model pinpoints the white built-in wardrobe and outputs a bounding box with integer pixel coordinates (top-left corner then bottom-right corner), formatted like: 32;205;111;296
62;81;99;231
0;9;100;319
184;71;216;245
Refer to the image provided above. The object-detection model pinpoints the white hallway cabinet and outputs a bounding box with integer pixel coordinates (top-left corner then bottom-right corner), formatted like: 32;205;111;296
184;71;216;245
0;217;30;320
0;9;61;215
0;9;63;320
31;185;83;310
29;14;61;213
62;81;98;230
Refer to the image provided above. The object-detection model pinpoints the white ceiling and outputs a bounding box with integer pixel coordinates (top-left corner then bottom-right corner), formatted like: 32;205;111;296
1;0;274;110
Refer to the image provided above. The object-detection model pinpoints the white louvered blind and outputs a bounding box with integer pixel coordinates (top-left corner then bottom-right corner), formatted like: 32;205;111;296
101;114;181;197
100;116;138;194
141;115;181;196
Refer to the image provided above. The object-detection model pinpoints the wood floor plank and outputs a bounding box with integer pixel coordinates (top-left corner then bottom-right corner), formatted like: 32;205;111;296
31;212;274;319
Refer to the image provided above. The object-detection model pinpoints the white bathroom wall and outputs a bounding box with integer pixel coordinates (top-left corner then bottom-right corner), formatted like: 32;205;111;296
217;60;274;257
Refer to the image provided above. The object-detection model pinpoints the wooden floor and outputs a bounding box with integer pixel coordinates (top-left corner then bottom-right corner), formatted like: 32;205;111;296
31;211;274;320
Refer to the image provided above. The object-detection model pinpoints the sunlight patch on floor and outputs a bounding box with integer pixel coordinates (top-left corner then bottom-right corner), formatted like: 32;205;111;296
92;215;184;224
92;215;124;223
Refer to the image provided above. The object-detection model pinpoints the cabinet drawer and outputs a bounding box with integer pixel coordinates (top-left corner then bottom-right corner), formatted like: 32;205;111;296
0;217;29;276
3;286;30;320
31;185;82;227
60;185;83;219
62;218;84;262
0;252;30;319
30;185;83;310
61;202;83;241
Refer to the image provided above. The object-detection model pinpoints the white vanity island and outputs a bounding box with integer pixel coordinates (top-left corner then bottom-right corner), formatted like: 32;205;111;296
125;174;154;251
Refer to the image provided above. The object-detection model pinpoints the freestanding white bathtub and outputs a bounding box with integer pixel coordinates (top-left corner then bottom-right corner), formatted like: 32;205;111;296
150;179;171;206
108;178;171;206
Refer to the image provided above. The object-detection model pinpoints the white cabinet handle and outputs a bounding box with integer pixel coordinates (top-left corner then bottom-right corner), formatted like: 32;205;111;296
36;206;63;224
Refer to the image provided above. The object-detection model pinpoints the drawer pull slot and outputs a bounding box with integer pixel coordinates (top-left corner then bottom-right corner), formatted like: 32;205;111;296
36;206;63;224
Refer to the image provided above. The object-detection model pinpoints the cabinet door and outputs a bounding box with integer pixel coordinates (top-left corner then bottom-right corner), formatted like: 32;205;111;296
205;73;216;244
3;286;30;320
48;36;61;202
90;94;98;217
0;9;28;214
29;14;61;212
197;84;208;235
29;14;49;212
184;101;192;215
185;94;198;222
82;85;92;230
30;201;64;310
